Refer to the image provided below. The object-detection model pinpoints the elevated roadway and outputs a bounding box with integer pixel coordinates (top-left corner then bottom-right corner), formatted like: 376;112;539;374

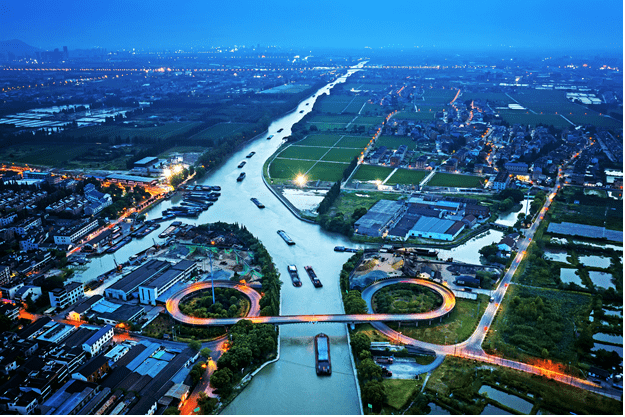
166;278;455;327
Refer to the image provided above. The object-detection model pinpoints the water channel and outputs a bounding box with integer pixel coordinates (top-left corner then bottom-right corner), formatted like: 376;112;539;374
76;64;366;414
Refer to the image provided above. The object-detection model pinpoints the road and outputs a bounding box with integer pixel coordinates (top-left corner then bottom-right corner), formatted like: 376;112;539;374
166;278;456;327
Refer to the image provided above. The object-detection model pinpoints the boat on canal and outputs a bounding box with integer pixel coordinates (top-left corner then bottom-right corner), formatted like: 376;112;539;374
277;230;295;245
314;333;332;375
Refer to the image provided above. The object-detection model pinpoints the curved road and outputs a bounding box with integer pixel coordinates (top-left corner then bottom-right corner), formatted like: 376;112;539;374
166;281;262;323
166;278;456;327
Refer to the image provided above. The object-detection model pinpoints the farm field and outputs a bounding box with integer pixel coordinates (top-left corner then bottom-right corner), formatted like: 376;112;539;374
306;114;355;124
336;135;373;148
427;172;485;188
321;147;362;163
0;143;92;167
276;145;329;161
361;102;387;116
462;92;513;104
417;88;459;108
386;168;428;185
316;95;354;113
342;97;369;114
351;116;384;127
268;158;315;179
269;133;372;182
351;164;394;182
189;122;257;141
496;111;574;129
306;161;349;182
63;121;203;140
376;135;415;150
296;133;344;147
342;82;392;92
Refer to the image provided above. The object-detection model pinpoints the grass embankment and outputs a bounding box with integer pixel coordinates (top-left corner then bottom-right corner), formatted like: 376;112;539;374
418;356;622;415
387;295;489;345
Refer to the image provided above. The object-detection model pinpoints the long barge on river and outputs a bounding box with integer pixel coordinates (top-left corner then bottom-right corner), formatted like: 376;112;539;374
277;230;295;245
304;266;322;288
314;333;331;376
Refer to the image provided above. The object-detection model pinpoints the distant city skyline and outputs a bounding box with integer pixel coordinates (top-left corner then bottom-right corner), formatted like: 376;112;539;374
0;0;622;53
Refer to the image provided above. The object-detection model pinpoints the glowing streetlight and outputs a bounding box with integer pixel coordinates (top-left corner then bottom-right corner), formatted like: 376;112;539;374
295;174;307;187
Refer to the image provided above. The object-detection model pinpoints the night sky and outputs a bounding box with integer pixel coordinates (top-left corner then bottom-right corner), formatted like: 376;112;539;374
1;0;622;52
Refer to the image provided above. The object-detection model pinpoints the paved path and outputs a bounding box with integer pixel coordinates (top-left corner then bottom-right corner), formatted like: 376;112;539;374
166;278;455;327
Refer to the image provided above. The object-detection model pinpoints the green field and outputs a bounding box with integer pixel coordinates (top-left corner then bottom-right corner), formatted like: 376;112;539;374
268;158;315;179
351;164;394;182
321;147;362;163
307;114;355;124
361;102;387;116
189;122;256;141
419;88;459;108
427;173;484;188
342;97;369;114
305;162;349;182
276;145;328;160
63;121;203;140
296;133;344;147
316;95;354;113
376;135;415;150
461;92;513;104
342;82;392;92
386;168;427;185
352;116;384;126
333;191;405;216
502;90;622;129
389;295;489;345
336;135;374;148
0;144;92;167
497;110;573;129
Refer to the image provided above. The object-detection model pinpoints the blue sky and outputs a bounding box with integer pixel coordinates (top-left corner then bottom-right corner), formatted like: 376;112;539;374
1;0;622;52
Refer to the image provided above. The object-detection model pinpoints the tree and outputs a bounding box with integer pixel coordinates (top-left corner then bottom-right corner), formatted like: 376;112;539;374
357;358;383;383
197;392;218;414
351;207;368;221
362;380;387;412
344;291;368;315
188;340;202;351
210;367;233;391
163;406;180;415
350;332;371;356
200;347;212;359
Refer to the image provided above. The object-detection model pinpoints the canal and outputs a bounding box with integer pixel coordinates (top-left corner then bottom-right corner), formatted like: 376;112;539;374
77;64;366;414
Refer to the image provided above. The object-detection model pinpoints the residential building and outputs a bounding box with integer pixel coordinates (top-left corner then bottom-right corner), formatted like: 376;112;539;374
49;282;84;310
53;219;99;245
82;325;114;356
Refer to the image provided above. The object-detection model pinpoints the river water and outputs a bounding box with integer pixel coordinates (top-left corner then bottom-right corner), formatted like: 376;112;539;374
76;64;366;414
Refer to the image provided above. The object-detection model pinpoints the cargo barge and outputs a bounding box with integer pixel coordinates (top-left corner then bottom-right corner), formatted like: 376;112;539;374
250;198;265;208
304;266;322;288
277;230;295;245
237;172;246;182
414;248;439;257
287;265;302;287
314;333;332;375
106;236;132;253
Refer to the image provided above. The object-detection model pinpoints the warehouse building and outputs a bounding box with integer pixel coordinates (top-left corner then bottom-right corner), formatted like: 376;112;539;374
105;259;197;303
354;200;406;237
406;216;465;241
138;260;197;305
105;260;172;301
